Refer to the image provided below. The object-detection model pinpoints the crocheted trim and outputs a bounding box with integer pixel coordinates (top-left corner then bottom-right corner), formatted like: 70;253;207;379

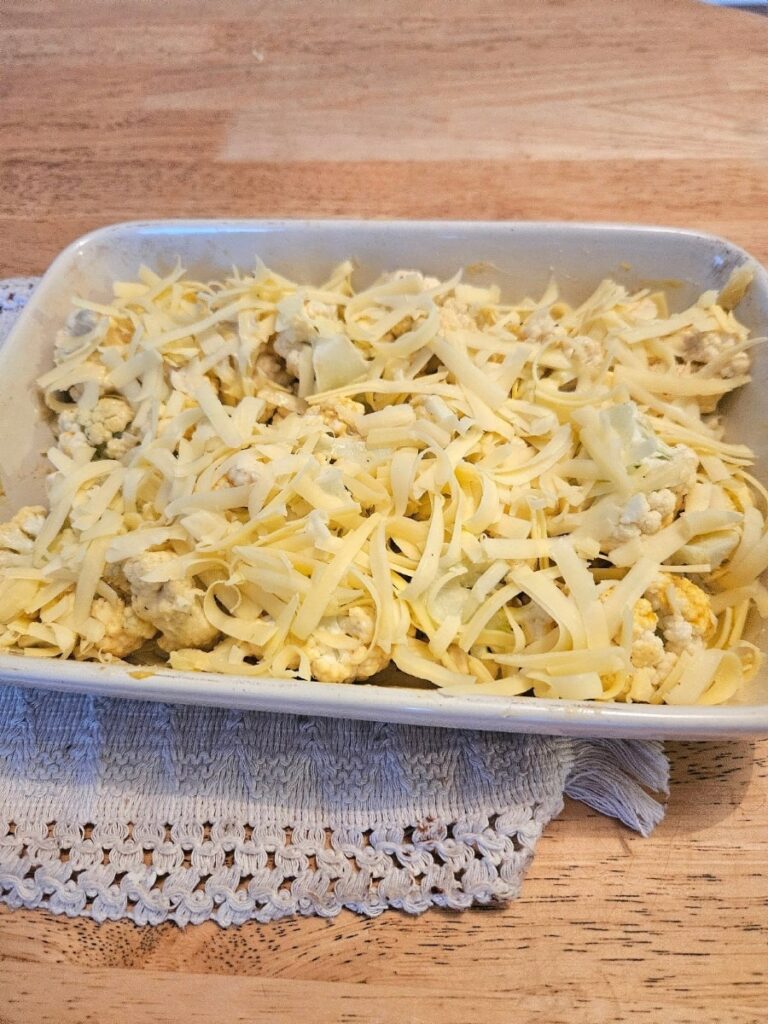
0;736;667;926
0;277;37;314
0;806;556;925
0;277;39;354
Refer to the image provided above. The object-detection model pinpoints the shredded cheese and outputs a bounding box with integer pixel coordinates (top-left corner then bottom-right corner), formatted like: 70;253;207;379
0;259;764;704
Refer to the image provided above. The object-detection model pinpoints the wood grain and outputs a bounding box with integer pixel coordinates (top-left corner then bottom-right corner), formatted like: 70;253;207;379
1;1;767;1021
2;0;768;276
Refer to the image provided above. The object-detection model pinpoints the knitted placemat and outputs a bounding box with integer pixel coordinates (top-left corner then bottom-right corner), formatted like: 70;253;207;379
0;280;668;926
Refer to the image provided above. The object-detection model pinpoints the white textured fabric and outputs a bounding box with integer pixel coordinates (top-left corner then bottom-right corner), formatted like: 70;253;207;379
0;278;669;926
0;277;37;346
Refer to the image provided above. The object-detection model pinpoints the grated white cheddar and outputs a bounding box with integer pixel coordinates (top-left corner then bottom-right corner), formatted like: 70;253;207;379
0;259;766;703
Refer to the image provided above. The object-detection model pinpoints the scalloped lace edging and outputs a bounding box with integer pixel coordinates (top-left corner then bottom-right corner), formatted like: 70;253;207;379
0;805;559;925
0;277;37;313
0;277;38;342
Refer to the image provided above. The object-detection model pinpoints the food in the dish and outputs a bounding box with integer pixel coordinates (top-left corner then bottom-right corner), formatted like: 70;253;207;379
0;259;766;704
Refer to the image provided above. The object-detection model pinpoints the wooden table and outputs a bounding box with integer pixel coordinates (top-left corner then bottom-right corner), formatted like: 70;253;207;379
1;1;767;1021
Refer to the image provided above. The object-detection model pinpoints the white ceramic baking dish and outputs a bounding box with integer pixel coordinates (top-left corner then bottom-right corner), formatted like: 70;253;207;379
1;220;767;738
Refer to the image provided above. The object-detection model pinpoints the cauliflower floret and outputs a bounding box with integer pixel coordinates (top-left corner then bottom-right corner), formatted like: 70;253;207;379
644;573;716;655
82;596;157;658
57;414;95;461
631;630;665;670
652;650;679;682
68;485;101;531
273;332;306;379
629;648;679;701
680;330;750;379
562;334;603;368
169;365;205;397
520;309;566;343
0;506;46;566
313;397;365;437
385;269;441;290
273;295;342;378
629;297;662;322
630;597;665;669
633;596;657;634
104;432;139;459
612;489;677;544
638;443;698;486
226;451;262;487
57;397;135;458
628;667;656;703
303;607;389;683
614;418;696;495
647;487;677;521
77;397;133;446
123;551;219;653
438;298;476;334
645;574;715;636
601;404;696;489
624;590;704;693
274;290;372;393
661;615;696;652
